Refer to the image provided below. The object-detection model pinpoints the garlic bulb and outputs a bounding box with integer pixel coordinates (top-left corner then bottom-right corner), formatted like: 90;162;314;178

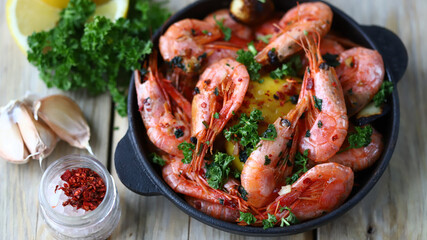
14;102;58;160
0;101;30;164
34;95;92;152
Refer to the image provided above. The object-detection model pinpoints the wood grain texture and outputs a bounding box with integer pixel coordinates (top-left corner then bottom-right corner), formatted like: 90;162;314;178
0;0;112;239
318;0;427;239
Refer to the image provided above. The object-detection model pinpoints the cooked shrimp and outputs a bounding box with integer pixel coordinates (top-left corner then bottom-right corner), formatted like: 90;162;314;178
298;36;348;163
241;97;308;208
204;9;254;42
135;55;191;157
335;47;385;116
255;2;333;65
320;37;345;55
262;162;354;222
191;58;250;173
328;126;384;171
159;19;222;73
203;43;240;68
162;155;250;211
185;196;240;222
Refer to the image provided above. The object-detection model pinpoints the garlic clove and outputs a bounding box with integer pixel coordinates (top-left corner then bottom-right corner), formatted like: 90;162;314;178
14;102;58;160
0;101;30;163
34;95;91;151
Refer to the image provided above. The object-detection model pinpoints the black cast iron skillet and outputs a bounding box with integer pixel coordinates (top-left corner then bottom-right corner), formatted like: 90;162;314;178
115;0;408;236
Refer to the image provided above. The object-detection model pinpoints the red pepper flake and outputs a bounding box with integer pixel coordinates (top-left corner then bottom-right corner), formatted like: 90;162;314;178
56;168;106;211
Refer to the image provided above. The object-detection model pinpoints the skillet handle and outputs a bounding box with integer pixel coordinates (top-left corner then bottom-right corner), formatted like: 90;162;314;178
114;131;163;196
361;25;408;82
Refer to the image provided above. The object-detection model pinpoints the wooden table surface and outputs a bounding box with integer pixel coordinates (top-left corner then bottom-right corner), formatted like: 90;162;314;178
1;0;425;239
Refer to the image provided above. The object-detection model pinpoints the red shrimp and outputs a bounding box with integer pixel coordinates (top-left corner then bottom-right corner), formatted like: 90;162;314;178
262;163;354;223
135;54;191;157
241;97;308;208
185;196;240;222
335;47;385;116
159;19;222;73
328;125;384;171
297;35;348;163
190;58;250;174
255;2;333;65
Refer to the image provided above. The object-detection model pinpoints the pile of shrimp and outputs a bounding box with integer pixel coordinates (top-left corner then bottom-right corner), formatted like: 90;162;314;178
134;2;386;227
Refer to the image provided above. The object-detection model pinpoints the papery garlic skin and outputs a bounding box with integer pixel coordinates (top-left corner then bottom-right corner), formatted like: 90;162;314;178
34;95;91;151
14;102;58;160
0;101;30;163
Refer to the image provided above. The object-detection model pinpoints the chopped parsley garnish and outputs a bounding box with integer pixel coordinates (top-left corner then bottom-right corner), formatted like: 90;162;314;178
27;0;170;117
269;55;302;79
322;53;340;67
305;130;311;137
280;207;298;226
174;128;184;138
313;96;323;111
286;149;309;184
214;15;232;41
202;30;209;35
214;112;219;119
236;49;262;81
239;212;257;224
224;109;264;155
262;213;277;229
264;155;271;165
248;42;258;55
150;153;166;166
318;120;323;128
257;34;272;44
178;142;195;164
206;152;234;189
260;124;277;141
202;121;209;128
214;87;219;96
373;81;394;107
233;169;241;179
339;125;373;153
219;199;224;205
238;185;248;201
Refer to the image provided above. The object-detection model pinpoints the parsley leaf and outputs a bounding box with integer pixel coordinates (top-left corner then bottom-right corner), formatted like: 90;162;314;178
206;152;234;189
373;81;394;107
262;213;277;229
313;96;323;111
269;55;302;79
257;34;272;44
224;109;264;155
178;142;195;164
286;150;309;184
150;153;166;166
322;53;340;67
236;49;262;81
27;0;170;117
239;212;257;224
260;124;277;141
339;125;373;153
248;41;258;55
280;207;299;226
214;15;232;41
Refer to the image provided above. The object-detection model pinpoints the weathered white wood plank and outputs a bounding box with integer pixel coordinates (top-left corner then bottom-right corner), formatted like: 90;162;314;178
318;0;427;239
0;0;112;239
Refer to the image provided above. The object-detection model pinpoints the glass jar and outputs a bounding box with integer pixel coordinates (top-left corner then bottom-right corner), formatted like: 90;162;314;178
39;154;121;240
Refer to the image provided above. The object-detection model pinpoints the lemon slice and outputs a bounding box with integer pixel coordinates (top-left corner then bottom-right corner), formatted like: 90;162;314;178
6;0;129;53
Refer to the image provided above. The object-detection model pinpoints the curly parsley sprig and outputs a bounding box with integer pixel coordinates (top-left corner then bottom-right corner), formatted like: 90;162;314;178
27;0;170;116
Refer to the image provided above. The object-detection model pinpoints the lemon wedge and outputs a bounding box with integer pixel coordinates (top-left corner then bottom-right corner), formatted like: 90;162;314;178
6;0;129;53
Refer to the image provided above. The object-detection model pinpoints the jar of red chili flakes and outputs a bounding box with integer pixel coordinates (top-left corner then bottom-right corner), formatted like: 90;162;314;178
39;154;121;240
